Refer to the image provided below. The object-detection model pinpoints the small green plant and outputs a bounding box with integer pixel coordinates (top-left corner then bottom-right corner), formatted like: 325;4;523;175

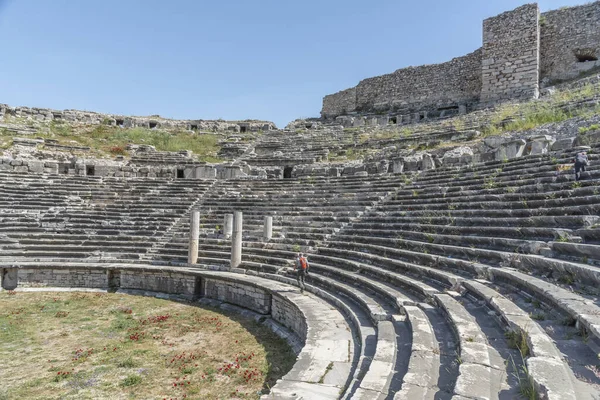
556;235;570;243
182;365;196;374
318;362;334;384
578;124;600;134
412;190;418;197
117;357;138;368
505;329;530;357
558;273;575;285
572;181;582;189
508;354;538;400
292;244;301;253
455;351;462;365
120;374;142;387
530;311;546;321
483;177;497;189
582;256;589;264
581;328;590;343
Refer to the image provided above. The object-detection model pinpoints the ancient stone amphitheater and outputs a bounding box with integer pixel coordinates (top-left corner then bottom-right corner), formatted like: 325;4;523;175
3;2;600;399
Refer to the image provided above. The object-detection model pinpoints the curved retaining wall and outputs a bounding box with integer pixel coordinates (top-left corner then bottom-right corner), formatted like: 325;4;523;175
0;262;352;399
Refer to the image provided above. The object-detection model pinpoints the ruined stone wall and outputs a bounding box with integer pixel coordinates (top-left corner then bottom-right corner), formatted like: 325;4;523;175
322;2;600;118
16;268;107;288
120;270;198;298
481;4;540;103
271;293;307;341
540;2;600;84
0;103;276;132
354;50;482;115
321;87;357;119
204;278;272;315
2;265;306;342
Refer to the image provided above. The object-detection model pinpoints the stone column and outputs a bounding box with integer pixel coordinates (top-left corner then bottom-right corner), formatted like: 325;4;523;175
263;216;273;241
188;211;200;264
230;211;243;268
224;214;233;239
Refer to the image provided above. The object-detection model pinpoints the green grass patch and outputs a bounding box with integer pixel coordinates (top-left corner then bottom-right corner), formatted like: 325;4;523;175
0;291;295;399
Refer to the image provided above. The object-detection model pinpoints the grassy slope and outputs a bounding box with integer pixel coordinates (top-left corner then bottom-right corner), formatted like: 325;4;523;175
0;122;225;162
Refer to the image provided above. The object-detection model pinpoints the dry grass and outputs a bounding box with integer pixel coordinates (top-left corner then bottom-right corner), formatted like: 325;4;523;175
0;291;295;399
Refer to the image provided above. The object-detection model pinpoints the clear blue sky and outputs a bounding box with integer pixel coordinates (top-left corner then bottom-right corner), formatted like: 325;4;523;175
0;0;587;127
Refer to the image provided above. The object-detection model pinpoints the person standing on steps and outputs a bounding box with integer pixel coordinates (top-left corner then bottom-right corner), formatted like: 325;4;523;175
574;151;589;181
295;253;310;293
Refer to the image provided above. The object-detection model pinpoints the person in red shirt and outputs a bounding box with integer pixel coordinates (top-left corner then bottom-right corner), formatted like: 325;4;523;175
295;253;310;293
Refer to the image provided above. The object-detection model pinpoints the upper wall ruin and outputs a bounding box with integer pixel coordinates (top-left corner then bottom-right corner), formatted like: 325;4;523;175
321;1;600;120
0;104;277;133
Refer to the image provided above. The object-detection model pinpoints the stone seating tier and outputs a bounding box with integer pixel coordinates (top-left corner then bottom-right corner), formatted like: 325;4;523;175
2;142;600;398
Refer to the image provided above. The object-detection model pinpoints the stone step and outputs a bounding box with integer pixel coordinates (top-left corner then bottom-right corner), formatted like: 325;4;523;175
388;185;599;206
348;222;567;242
548;241;600;265
359;214;599;229
252;272;375;400
385;193;600;213
433;292;512;399
331;235;600;287
340;228;548;255
353;320;398;399
462;280;582;400
490;268;600;348
577;228;600;244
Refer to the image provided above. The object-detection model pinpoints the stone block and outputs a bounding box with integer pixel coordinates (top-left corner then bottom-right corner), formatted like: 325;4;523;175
422;154;435;170
527;135;556;155
1;269;18;290
494;139;526;161
28;161;44;173
552;137;576;151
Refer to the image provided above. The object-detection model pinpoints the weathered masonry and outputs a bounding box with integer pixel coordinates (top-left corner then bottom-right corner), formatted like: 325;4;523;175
322;1;600;120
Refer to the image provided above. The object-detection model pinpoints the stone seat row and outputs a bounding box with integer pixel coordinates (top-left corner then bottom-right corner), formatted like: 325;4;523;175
196;236;599;398
175;236;591;399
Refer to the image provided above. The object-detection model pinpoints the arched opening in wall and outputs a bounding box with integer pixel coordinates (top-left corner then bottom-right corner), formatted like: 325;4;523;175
389;117;397;125
149;121;158;129
115;119;124;127
177;169;185;179
283;166;293;179
240;126;247;133
190;124;198;131
86;165;95;176
574;48;598;63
